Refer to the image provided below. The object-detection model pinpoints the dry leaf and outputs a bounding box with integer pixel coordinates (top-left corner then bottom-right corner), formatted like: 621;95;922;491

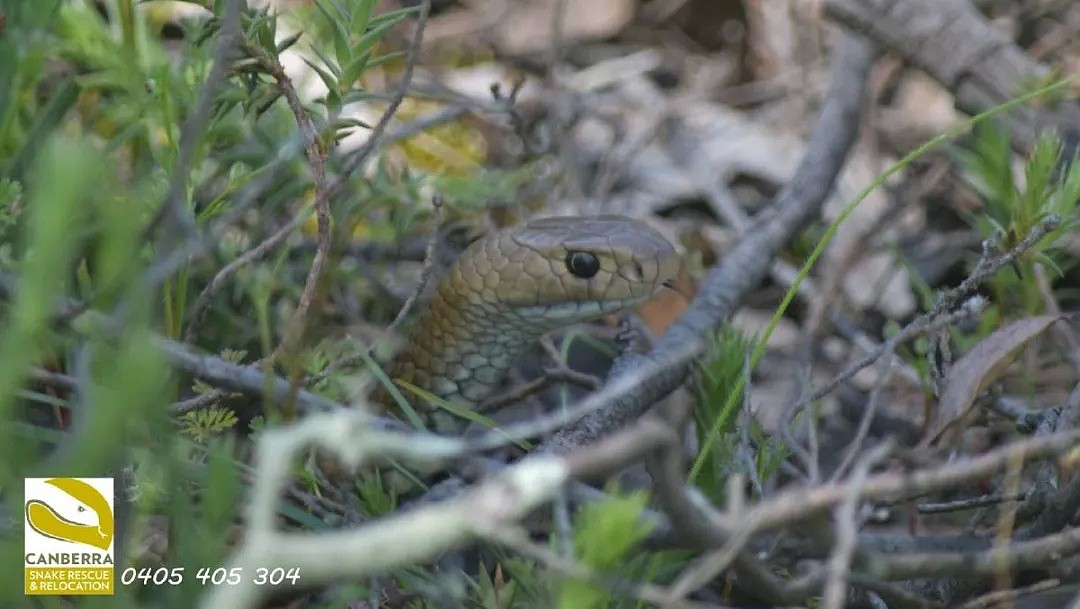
635;267;695;336
491;0;634;55
923;315;1059;447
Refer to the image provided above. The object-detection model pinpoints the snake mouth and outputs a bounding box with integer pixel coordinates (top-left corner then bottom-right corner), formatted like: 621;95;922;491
515;297;639;325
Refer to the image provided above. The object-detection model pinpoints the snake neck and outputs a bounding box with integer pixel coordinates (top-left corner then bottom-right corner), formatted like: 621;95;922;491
379;283;553;427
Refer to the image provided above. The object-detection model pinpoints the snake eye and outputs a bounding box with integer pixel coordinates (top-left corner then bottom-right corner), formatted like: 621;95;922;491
565;251;600;279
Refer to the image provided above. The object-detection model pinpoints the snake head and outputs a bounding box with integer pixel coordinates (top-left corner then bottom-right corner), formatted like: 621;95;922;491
451;215;679;325
383;215;681;412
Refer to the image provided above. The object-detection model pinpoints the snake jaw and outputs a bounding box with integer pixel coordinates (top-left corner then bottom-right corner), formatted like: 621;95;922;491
514;296;641;326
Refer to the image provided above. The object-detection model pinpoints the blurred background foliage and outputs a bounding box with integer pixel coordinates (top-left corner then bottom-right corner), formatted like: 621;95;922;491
0;0;655;607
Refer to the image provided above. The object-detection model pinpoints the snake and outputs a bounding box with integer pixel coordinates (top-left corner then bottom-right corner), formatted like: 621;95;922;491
377;215;680;432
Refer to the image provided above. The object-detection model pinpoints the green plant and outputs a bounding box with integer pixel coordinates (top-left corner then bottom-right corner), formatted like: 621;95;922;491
690;327;785;495
955;126;1080;311
179;407;239;442
553;488;654;609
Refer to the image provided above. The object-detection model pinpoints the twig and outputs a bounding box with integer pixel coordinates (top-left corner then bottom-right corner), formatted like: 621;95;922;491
477;367;601;414
277;0;431;363
647;425;1079;605
956;579;1061;609
200;408;683;609
29;368;78;392
823;441;894;609
184;209;312;342
647;409;818;607
199;412;569;609
254;36;331;362
170;389;236;415
658;428;1080;547
918;493;1027;515
152;337;347;415
1014;382;1080;542
381;105;470;144
829;349;898;482
382;197;443;340
828;298;986;481
862;526;1080;581
984;396;1056;433
806;298;986;409
150;0;242;251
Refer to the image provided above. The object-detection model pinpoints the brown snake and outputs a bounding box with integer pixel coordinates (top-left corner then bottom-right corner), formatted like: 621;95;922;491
377;215;679;431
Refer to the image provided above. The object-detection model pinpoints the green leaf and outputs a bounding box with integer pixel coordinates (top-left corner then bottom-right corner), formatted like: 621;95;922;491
394;380;533;451
555;489;654;609
338;52;371;91
275;31;303;54
313;0;352;66
302;57;342;104
360;350;426;430
1020;132;1060;227
350;18;399;64
362;50;406;71
351;0;378;37
368;5;422;29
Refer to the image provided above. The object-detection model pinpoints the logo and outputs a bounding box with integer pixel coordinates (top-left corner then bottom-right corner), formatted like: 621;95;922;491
24;478;115;595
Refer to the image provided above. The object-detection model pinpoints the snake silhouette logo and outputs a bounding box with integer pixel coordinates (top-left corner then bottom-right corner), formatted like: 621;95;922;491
25;478;113;549
24;478;115;596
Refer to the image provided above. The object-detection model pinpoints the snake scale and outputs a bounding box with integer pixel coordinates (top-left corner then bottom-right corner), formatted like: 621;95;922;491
377;215;679;432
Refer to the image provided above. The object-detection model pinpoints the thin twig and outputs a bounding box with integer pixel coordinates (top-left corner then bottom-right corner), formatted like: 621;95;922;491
955;579;1061;609
793;216;1058;418
478;367;601;414
153;336;347;415
823;441;893;609
383;197;443;340
150;0;242;251
829;299;985;481
862;526;1080;581
256;36;331;362
184;208;312;342
170;389;236;415
918;493;1027;515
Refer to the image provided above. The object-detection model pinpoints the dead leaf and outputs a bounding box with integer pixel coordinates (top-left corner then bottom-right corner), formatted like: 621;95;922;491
922;315;1059;447
636;267;695;336
491;0;634;55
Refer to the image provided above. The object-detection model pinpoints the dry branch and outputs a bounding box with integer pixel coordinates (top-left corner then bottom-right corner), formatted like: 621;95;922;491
824;0;1080;153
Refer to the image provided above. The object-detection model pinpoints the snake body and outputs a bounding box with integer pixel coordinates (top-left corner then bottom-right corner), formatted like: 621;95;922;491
379;215;679;431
